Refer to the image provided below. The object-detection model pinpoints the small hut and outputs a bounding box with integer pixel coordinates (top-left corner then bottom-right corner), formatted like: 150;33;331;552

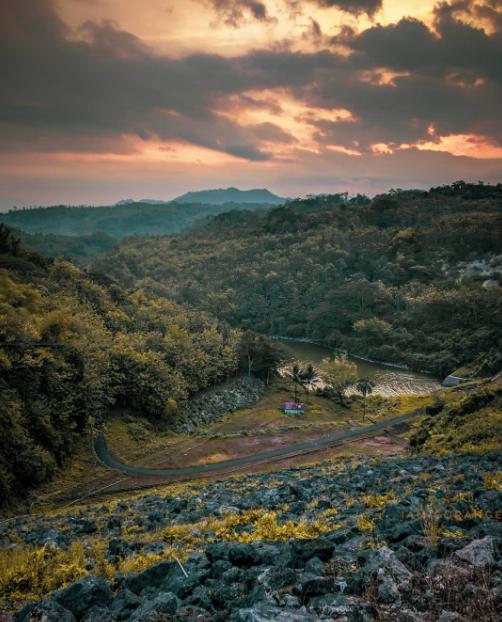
282;401;305;415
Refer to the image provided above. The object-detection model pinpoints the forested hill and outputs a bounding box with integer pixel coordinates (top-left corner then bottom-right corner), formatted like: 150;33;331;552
0;226;242;505
11;229;117;266
92;183;502;378
174;187;286;205
0;200;276;239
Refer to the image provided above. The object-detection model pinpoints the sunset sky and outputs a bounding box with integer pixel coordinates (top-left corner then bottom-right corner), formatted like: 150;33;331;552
2;0;502;207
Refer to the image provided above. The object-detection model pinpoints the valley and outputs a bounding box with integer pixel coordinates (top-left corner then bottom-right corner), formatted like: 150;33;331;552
1;183;501;621
3;1;502;618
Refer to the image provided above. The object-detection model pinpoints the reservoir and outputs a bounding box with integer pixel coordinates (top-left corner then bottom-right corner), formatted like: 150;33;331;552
278;339;441;397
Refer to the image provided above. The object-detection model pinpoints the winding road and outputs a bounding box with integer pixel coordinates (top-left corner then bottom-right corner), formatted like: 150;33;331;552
94;411;421;477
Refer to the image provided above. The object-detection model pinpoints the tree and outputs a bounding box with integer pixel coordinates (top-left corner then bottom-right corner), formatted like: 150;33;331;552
319;354;358;406
300;363;319;399
237;332;285;382
355;377;375;421
284;362;319;403
287;363;303;404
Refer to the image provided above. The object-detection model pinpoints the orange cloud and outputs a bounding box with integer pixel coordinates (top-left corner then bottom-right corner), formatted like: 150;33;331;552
415;134;502;159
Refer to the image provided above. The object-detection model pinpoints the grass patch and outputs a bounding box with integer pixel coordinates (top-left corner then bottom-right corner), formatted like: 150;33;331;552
410;378;502;454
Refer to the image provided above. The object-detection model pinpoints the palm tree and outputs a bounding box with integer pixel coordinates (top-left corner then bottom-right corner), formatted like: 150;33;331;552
289;363;303;404
301;363;319;393
356;377;375;421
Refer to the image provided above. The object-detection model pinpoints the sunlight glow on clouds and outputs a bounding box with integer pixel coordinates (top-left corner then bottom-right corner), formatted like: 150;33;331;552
1;0;502;207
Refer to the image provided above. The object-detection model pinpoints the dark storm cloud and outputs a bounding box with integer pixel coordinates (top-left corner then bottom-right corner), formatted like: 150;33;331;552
0;0;290;159
313;0;382;16
2;0;502;160
205;0;271;26
309;0;502;150
285;0;382;17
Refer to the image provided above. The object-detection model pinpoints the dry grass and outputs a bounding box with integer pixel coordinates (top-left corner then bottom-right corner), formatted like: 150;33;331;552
421;503;441;548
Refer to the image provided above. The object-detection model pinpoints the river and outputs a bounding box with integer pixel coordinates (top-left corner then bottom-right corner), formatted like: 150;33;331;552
278;339;441;397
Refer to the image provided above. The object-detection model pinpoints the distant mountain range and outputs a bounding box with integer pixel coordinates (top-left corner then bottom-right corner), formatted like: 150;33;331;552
0;188;287;260
116;187;287;206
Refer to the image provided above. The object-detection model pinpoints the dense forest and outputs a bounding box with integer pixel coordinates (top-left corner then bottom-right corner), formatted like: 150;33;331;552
0;200;275;240
11;230;117;266
0;226;257;505
91;183;502;377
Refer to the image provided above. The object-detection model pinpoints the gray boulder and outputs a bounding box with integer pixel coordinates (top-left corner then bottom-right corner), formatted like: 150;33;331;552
129;591;179;621
228;543;260;567
15;600;76;622
54;575;112;619
81;606;115;621
233;602;317;621
125;561;178;594
111;588;141;618
454;536;496;567
363;545;413;604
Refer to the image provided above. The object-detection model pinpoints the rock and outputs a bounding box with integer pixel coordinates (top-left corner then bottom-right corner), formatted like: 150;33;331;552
54;575;112;619
281;594;301;608
185;585;214;611
254;544;281;566
222;566;242;583
81;606;115;621
15;599;76;622
176;376;264;433
396;609;427;622
111;588;141;618
365;546;412;586
129;591;179;621
73;518;97;535
108;538;130;558
24;527;68;549
206;542;230;562
208;581;249;610
161;573;201;599
228;544;260;567
436;611;461;621
401;535;428;552
427;558;471;584
125;561;178;594
295;574;334;601
219;505;240;516
210;560;233;582
362;545;413;604
174;606;214;621
106;516;122;531
289;538;334;567
389;520;421;543
233;602;317;621
258;567;296;591
308;593;351;617
304;556;324;574
377;574;401;603
454;536;496;567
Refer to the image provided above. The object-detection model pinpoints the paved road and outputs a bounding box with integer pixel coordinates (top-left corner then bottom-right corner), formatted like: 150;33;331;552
94;411;421;477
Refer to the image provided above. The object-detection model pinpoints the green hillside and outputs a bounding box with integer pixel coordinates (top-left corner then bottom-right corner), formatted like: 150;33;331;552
92;183;502;377
0;226;243;506
0;200;274;240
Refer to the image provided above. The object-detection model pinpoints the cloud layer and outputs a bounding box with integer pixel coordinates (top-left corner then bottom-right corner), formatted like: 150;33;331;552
1;0;502;206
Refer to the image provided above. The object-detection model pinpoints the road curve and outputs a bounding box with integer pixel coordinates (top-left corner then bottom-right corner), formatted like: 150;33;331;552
94;411;421;477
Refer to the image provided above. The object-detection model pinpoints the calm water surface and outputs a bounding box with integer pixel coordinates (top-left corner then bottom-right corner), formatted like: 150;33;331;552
278;339;441;397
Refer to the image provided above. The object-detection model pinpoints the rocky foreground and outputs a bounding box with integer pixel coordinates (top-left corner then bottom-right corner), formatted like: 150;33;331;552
2;452;502;621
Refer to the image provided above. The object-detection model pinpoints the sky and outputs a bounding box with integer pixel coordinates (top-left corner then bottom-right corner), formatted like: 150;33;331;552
1;0;502;208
